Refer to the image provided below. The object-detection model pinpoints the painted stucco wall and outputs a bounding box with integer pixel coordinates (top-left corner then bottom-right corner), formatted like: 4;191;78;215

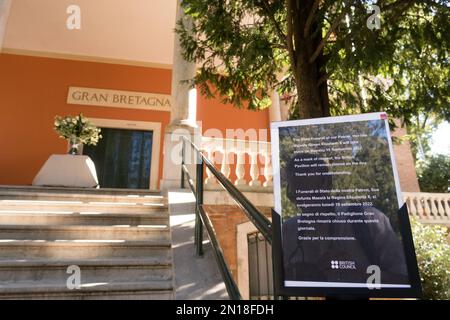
0;53;271;187
0;53;171;185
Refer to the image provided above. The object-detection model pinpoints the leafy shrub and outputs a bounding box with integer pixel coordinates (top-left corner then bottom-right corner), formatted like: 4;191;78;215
417;155;450;193
411;218;450;300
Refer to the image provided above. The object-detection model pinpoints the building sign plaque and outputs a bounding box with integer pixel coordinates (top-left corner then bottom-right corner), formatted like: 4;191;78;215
67;87;172;112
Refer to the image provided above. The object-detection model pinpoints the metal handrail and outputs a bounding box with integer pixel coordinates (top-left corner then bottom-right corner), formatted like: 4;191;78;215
180;136;273;300
182;137;273;243
198;205;242;299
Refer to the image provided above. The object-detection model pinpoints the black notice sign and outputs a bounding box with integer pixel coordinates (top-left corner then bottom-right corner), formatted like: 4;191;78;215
270;113;421;298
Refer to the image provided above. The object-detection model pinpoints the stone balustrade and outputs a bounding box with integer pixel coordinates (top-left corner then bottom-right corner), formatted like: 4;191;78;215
200;137;272;189
403;192;450;226
200;137;450;226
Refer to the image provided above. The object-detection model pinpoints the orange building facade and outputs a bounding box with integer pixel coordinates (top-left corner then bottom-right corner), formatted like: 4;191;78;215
0;53;270;187
0;0;419;192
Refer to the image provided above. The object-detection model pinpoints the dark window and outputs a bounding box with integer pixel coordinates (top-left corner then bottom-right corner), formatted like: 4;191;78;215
83;128;153;189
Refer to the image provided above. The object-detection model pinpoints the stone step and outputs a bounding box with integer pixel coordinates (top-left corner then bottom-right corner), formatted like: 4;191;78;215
0;225;171;241
0;212;169;226
0;258;173;283
0;240;172;260
0;187;174;299
0;280;174;300
0;188;166;205
0;185;161;197
0;200;167;214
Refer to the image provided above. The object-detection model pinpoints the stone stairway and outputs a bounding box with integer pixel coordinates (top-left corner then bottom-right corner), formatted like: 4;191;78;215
0;186;174;300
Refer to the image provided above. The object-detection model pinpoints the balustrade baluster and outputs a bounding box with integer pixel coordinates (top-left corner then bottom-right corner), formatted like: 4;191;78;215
405;196;416;217
249;152;261;187
416;196;424;219
430;196;439;219
444;198;450;219
436;196;445;219
235;151;247;186
263;153;273;187
204;150;217;185
221;150;231;180
423;196;432;219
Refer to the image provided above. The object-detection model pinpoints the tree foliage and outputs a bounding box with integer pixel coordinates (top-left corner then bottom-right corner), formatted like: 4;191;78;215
176;0;449;123
417;154;450;192
405;115;439;162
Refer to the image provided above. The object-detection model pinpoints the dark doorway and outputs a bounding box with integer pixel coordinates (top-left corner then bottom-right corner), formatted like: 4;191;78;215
83;128;153;189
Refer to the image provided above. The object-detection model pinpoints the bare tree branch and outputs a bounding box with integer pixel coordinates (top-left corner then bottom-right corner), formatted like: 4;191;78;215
286;0;297;70
304;0;320;38
309;7;348;64
421;113;430;130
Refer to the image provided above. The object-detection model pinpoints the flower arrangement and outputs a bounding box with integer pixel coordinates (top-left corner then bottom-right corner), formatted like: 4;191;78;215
54;113;102;154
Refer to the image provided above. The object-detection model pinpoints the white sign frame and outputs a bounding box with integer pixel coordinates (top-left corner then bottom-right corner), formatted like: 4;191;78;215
269;112;421;296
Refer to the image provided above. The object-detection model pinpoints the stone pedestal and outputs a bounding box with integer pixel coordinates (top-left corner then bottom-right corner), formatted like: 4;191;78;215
32;154;99;188
160;124;200;192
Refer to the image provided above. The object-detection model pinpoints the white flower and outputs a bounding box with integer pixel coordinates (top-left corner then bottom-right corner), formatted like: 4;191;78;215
54;114;102;146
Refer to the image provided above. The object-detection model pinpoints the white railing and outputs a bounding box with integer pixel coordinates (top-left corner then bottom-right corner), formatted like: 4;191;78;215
201;137;272;188
200;137;450;226
403;192;450;226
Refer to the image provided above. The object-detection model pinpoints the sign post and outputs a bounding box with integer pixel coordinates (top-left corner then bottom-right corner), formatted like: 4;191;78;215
270;112;421;298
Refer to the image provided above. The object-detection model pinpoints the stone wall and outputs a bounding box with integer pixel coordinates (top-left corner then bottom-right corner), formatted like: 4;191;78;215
204;204;271;285
392;122;421;192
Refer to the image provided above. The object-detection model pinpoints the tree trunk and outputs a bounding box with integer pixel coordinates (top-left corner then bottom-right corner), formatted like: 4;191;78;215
294;46;328;119
288;0;330;119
